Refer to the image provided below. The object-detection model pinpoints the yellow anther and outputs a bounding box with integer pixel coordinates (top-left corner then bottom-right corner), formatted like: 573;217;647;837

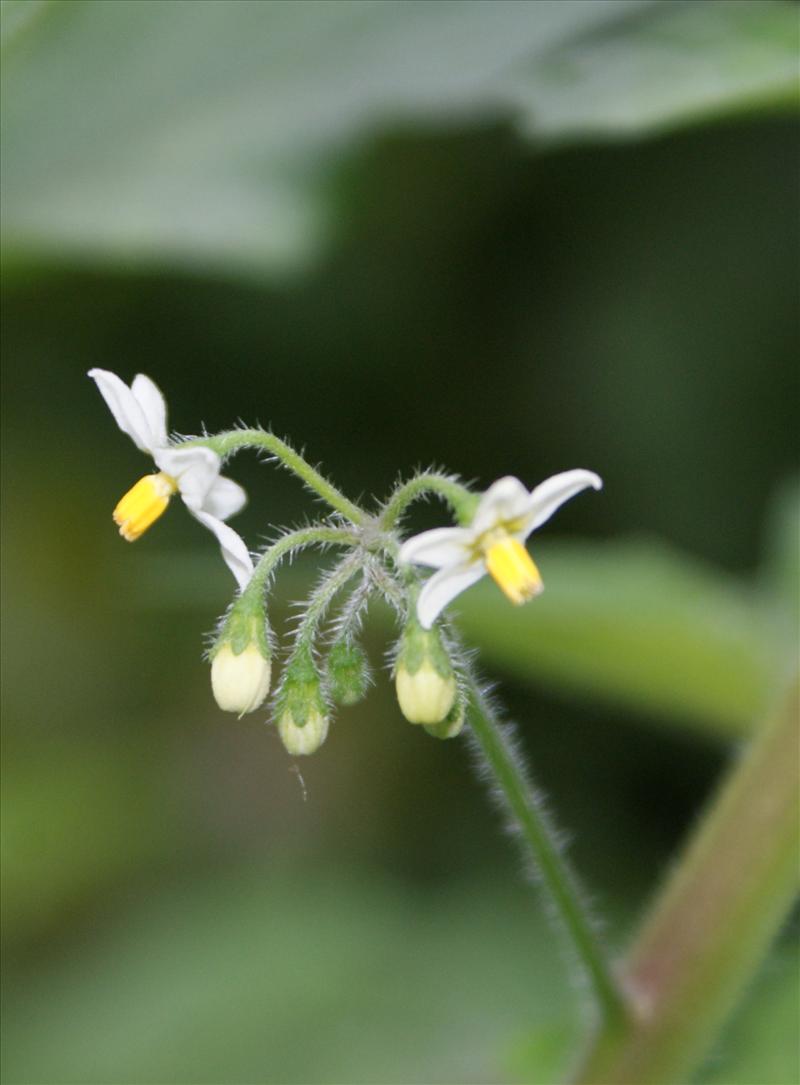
113;472;178;541
483;535;543;605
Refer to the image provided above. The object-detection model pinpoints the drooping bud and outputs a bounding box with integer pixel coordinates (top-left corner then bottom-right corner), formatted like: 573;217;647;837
275;648;330;756
210;591;271;716
211;643;271;715
326;638;370;706
394;618;456;725
424;698;465;740
278;706;329;756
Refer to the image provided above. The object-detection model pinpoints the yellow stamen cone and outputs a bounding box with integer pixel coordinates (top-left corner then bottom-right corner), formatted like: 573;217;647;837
484;536;543;605
113;472;177;541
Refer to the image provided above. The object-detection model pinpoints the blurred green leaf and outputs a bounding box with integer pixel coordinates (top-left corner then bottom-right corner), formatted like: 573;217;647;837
2;0;796;276
0;0;50;49
0;740;175;945
1;865;579;1084
508;0;800;141
454;539;786;738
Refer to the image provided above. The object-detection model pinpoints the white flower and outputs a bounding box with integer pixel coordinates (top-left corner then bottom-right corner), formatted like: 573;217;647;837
88;368;254;590
399;470;602;629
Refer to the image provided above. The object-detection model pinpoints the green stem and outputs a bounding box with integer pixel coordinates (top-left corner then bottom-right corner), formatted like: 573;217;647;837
466;674;630;1030
247;526;359;597
186;429;367;525
215;526;358;651
572;674;800;1085
294;555;362;654
380;472;478;529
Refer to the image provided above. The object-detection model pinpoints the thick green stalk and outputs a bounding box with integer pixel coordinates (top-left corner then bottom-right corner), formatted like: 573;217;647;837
380;472;478;528
187;429;367;525
572;675;800;1085
466;675;630;1029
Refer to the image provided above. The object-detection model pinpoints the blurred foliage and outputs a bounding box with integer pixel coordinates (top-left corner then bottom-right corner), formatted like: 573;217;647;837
2;866;580;1084
1;2;798;1083
2;860;796;1084
1;0;797;276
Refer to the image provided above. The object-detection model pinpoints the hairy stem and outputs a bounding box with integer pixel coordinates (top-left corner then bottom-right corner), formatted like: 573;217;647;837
293;555;363;655
380;472;478;529
572;674;800;1084
247;526;359;596
466;673;631;1029
214;526;357;652
186;429;367;524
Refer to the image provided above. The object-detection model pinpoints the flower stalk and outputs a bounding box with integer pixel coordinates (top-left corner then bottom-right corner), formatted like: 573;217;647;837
186;428;367;525
380;471;478;529
245;525;360;595
465;671;631;1030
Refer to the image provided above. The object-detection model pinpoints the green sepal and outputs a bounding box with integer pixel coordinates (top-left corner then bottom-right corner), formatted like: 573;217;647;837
396;617;454;680
212;589;271;660
423;697;465;740
277;648;325;728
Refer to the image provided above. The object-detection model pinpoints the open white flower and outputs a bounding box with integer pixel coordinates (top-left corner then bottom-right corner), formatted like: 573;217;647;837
399;470;602;629
88;368;254;590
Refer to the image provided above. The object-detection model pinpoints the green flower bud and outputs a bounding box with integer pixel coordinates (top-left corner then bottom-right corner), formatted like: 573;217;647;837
210;599;272;716
326;638;370;706
394;619;456;725
275;648;329;756
278;707;329;756
424;699;465;740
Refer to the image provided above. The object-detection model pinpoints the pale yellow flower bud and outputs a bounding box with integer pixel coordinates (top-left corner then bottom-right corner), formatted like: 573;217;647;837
395;660;456;725
277;708;329;756
211;643;271;716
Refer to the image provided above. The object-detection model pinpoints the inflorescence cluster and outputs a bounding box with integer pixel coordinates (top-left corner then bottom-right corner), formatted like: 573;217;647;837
90;369;601;755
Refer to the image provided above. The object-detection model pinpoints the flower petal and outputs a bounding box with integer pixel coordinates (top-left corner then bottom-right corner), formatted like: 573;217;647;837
88;368;157;453
471;476;531;535
131;374;168;449
416;562;485;629
202;475;248;521
521;469;603;537
399;526;472;569
155;446;220;509
188;508;254;591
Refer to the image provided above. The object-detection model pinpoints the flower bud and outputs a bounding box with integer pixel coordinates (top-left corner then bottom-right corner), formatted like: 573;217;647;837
211;643;271;716
210;595;272;716
326;638;370;706
278;707;329;756
394;620;456;725
275;648;330;756
424;699;465;740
